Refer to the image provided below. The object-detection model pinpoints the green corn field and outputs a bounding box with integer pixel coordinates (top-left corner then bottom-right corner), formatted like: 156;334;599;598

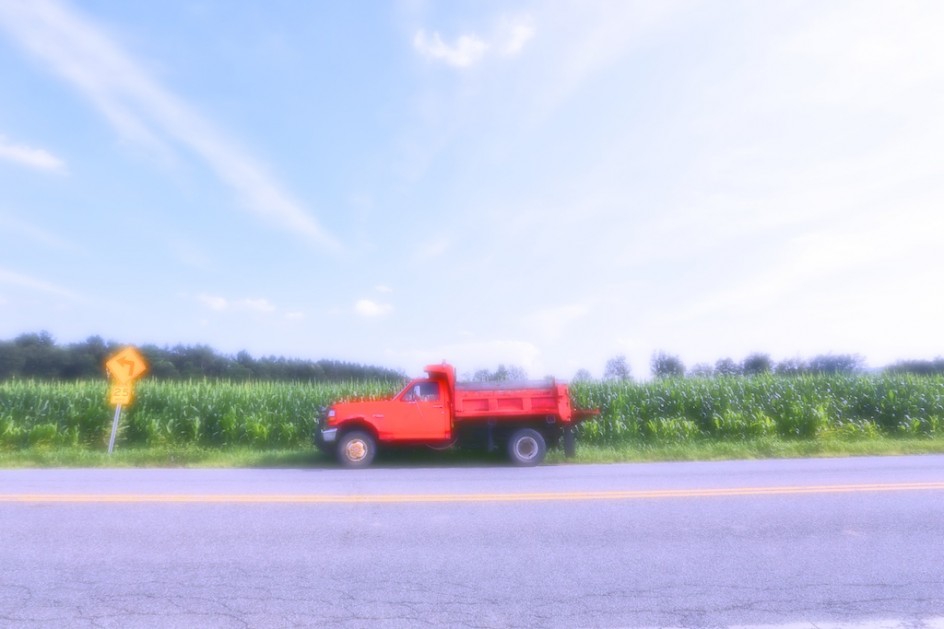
0;380;400;449
1;375;943;450
570;374;944;444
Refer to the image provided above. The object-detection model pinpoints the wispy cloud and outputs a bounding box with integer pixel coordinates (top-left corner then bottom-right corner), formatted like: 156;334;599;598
196;294;229;311
196;293;277;314
0;0;339;251
496;15;535;56
241;298;277;313
414;30;488;68
354;299;392;318
0;134;64;172
0;267;80;300
413;14;534;68
0;213;78;251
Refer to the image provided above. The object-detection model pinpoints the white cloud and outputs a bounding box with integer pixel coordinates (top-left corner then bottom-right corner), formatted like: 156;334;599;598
0;0;339;251
197;294;228;311
0;135;64;172
375;285;394;294
196;294;276;314
354;299;392;318
241;298;276;313
496;15;535;56
414;30;488;68
0;267;80;300
284;311;305;321
413;15;534;68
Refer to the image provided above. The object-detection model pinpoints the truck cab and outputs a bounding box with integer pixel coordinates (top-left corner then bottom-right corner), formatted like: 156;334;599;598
318;365;456;464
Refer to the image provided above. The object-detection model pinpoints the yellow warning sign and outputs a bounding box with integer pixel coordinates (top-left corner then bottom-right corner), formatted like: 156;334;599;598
105;347;148;384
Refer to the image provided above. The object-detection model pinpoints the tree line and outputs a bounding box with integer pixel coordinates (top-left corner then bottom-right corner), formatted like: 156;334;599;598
597;351;944;381
0;332;404;382
3;331;940;383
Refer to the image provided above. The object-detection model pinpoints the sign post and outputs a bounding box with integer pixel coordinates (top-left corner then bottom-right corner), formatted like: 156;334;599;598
108;404;123;454
104;347;148;454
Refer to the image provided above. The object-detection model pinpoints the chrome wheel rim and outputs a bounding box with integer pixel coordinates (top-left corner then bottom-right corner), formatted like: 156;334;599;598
515;437;538;460
345;439;367;462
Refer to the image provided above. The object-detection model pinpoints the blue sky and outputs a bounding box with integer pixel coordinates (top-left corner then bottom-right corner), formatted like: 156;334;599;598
0;0;942;379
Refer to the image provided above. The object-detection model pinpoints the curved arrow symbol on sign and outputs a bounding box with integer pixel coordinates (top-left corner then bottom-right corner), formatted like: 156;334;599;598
105;347;148;384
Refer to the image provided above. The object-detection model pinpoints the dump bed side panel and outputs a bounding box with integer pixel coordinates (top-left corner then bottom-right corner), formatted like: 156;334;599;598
454;382;573;422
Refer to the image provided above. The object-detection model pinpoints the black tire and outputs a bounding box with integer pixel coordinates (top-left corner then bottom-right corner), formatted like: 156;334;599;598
337;430;377;468
563;425;577;458
507;428;547;467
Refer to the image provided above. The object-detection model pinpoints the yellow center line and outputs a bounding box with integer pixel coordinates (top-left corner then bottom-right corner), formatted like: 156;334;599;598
1;482;943;504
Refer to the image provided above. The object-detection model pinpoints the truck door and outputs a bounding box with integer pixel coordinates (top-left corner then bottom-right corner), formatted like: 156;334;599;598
394;380;450;441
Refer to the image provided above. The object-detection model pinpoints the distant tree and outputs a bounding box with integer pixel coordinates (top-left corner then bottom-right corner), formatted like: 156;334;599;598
0;340;25;379
775;357;807;375
885;358;944;375
651;351;685;379
742;353;772;376
603;355;632;381
169;345;221;379
58;336;114;379
688;363;714;378
472;369;492;382
0;332;404;382
236;350;254;369
809;354;864;375
15;331;62;378
60;347;97;379
15;331;55;348
714;357;740;376
507;365;528;381
471;365;528;382
137;345;176;379
572;368;593;382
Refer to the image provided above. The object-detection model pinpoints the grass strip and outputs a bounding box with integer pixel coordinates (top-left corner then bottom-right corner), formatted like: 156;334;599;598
2;437;943;468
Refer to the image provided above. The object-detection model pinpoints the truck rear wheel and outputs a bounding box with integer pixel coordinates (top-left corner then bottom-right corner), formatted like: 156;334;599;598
507;428;546;466
337;430;376;468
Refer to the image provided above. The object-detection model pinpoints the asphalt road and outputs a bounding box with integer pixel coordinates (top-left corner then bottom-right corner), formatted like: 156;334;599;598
2;455;944;628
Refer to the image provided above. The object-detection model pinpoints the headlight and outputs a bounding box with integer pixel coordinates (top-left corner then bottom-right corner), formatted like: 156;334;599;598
327;409;336;418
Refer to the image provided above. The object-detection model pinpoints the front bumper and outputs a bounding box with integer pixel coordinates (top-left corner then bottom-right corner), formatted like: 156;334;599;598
313;410;338;454
321;428;338;443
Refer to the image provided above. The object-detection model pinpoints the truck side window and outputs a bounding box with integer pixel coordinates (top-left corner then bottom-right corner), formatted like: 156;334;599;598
416;382;440;402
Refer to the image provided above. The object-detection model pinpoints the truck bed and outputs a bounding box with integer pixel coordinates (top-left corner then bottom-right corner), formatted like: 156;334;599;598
453;380;575;422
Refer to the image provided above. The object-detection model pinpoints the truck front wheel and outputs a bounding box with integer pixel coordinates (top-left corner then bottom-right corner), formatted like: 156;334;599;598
507;428;546;467
337;430;377;468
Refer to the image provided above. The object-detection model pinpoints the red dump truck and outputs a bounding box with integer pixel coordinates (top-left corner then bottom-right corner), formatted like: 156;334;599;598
315;363;598;467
